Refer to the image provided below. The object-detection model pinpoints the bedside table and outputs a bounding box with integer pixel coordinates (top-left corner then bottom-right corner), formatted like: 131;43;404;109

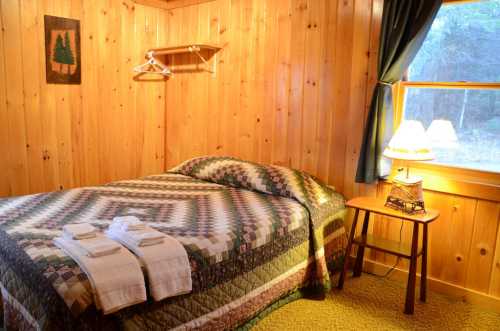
337;196;440;314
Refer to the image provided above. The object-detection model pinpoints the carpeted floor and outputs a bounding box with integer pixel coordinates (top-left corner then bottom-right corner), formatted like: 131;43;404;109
253;275;500;330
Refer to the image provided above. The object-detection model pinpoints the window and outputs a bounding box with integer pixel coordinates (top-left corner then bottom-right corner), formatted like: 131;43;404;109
396;0;500;174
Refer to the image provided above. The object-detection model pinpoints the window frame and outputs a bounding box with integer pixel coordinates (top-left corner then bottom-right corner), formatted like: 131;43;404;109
388;1;500;202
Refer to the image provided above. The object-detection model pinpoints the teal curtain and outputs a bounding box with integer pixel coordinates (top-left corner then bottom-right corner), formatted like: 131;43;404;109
355;0;442;184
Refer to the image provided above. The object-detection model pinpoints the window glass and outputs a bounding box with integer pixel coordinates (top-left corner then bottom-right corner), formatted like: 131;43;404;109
408;0;500;82
403;88;500;172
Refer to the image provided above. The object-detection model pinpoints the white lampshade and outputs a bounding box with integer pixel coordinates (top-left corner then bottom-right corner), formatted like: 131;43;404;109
426;119;459;148
383;120;435;161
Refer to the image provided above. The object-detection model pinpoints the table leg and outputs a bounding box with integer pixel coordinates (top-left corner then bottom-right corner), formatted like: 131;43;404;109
338;208;359;289
420;223;428;302
353;211;370;277
405;222;419;314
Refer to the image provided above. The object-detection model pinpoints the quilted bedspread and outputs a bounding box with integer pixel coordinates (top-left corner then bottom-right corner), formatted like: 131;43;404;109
0;156;346;330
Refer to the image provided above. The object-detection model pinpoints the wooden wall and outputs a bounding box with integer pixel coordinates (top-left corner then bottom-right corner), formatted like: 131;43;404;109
163;0;382;201
0;0;166;198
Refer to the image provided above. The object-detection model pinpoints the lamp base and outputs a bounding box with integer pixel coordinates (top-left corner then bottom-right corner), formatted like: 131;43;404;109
385;177;425;214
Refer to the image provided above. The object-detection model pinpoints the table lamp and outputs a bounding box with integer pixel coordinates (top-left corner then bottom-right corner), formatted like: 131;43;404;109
383;120;434;214
426;119;459;148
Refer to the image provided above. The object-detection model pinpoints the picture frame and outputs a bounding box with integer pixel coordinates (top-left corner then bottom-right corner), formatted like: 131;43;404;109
44;15;81;84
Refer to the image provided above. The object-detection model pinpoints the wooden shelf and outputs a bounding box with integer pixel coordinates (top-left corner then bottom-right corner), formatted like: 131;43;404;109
346;197;439;224
353;234;422;259
148;44;221;56
132;0;215;11
135;44;222;77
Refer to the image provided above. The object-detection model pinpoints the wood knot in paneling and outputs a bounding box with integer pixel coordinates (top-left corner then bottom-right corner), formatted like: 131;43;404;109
297;2;308;11
42;150;51;161
477;244;489;256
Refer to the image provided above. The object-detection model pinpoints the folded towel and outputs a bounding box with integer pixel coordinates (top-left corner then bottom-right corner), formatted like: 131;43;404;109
76;238;122;258
113;216;145;231
109;224;165;247
63;223;97;240
106;227;192;301
54;234;147;314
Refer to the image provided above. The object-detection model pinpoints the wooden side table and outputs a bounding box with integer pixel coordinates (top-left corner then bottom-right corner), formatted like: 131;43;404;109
337;196;439;314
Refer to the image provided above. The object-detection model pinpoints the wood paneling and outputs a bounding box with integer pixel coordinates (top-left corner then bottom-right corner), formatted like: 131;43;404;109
0;0;166;197
164;0;381;199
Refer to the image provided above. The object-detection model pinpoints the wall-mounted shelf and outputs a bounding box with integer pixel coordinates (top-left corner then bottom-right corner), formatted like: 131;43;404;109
133;44;221;79
148;44;221;55
132;0;216;11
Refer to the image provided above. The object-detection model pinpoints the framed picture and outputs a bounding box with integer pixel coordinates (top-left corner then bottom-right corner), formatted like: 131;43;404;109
44;15;81;84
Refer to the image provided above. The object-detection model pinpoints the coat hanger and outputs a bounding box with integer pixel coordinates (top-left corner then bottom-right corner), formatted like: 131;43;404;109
133;51;172;77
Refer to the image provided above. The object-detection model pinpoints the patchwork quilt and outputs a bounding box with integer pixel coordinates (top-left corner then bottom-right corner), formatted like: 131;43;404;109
0;156;346;330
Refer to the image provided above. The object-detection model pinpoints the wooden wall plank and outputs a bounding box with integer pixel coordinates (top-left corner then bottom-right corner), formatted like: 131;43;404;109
164;6;182;167
299;0;324;175
466;200;500;293
285;0;307;169
315;0;337;183
222;0;239;157
20;0;45;194
205;0;221;157
270;0;292;167
50;0;75;191
490;212;500;297
426;193;477;287
1;0;30;196
258;0;277;165
80;0;101;186
343;0;372;200
327;0;353;193
0;3;9;196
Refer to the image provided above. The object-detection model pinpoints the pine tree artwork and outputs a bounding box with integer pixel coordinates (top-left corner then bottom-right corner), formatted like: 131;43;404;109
53;34;66;72
64;31;75;74
45;15;81;84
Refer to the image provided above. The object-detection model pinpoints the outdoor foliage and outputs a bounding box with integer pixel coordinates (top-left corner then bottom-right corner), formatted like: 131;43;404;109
404;0;500;173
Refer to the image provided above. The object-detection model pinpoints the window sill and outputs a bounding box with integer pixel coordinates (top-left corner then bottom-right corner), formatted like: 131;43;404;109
385;161;500;203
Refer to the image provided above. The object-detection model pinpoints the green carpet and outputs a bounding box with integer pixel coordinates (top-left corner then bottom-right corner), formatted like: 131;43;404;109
253;275;500;330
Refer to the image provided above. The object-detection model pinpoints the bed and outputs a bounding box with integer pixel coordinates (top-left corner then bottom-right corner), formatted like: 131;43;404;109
0;156;347;330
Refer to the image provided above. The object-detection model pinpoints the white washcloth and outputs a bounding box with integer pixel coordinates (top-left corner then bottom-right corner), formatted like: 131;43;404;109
54;234;147;314
109;224;165;247
106;227;192;301
62;223;97;240
113;216;145;231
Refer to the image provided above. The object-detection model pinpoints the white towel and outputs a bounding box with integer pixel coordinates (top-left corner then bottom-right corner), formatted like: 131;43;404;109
54;234;147;314
113;216;146;231
109;224;165;247
106;227;192;301
72;236;122;258
62;223;97;240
